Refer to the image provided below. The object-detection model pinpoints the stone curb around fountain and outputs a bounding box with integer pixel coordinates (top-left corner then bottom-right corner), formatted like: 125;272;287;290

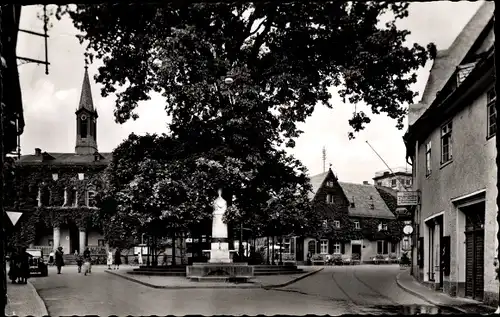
105;267;324;290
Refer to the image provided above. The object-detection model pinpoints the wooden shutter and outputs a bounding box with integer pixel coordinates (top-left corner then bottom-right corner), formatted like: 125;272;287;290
441;236;451;276
383;241;388;254
475;232;484;300
290;237;295;254
465;232;474;298
316;240;321;254
418;237;424;268
341;242;345;254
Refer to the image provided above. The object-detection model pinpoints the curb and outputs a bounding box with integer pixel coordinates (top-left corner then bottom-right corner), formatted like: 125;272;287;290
262;267;324;289
28;281;50;317
105;267;323;290
395;271;467;314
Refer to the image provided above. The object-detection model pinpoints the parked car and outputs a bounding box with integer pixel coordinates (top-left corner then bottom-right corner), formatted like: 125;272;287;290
26;249;48;277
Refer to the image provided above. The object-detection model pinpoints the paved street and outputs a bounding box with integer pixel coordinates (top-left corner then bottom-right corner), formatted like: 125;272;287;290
28;264;462;315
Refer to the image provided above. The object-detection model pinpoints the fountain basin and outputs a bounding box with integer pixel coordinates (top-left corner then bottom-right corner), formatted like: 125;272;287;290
186;262;254;282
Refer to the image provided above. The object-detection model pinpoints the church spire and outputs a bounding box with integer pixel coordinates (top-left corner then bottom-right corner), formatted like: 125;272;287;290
75;64;99;155
78;63;94;112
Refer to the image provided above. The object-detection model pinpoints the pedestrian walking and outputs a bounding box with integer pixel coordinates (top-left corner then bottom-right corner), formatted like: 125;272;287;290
8;248;19;284
75;250;84;273
137;250;143;266
19;247;32;284
114;248;122;270
48;250;55;266
83;247;92;274
55;246;64;274
107;249;113;270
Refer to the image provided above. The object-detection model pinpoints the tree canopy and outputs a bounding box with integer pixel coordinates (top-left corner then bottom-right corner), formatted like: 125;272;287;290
51;2;435;140
98;133;318;244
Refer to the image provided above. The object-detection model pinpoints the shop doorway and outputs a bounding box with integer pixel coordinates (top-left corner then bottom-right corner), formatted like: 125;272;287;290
463;202;485;300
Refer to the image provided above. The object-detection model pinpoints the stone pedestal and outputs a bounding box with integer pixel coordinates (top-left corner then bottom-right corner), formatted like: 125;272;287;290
79;230;86;254
208;242;231;263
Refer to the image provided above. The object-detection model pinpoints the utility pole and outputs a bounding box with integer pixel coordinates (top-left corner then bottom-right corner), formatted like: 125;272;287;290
322;146;326;173
0;6;7;315
365;141;411;191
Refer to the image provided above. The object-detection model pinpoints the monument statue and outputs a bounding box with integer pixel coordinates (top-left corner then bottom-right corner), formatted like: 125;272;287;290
186;187;254;281
208;188;231;263
212;189;228;239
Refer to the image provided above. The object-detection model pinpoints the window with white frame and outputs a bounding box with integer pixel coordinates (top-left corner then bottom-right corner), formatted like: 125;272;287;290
406;178;412;186
326;181;334;187
322;220;328;228
377;240;389;254
333;242;341;254
377;181;382;186
441;121;453;163
333;220;340;228
320;240;329;254
283;238;291;254
78;173;85;180
326;194;334;204
425;141;432;176
354;220;360;229
391;179;397;188
382;223;388;231
488;87;496;138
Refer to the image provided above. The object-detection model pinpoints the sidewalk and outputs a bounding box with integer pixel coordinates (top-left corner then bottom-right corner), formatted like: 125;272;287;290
105;266;324;289
5;281;48;316
396;269;496;314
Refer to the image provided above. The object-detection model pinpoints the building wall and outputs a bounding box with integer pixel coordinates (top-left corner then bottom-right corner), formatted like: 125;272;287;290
414;82;497;304
374;175;412;191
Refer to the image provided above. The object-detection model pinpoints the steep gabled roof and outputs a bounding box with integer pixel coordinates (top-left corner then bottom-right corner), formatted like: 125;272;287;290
307;171;329;200
408;1;494;126
17;152;112;166
338;182;395;219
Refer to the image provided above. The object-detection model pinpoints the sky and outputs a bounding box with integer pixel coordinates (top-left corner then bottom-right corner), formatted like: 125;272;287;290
16;1;484;184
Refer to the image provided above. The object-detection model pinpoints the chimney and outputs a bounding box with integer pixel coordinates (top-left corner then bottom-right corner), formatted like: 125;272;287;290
35;148;41;156
363;181;369;185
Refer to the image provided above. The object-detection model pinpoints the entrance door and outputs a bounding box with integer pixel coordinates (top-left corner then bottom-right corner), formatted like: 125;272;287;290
69;224;80;254
352;244;361;261
464;205;485;300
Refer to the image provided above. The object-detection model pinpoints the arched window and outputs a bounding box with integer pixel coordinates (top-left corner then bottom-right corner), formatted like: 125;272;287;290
86;185;97;207
80;115;88;139
40;187;50;206
65;187;77;207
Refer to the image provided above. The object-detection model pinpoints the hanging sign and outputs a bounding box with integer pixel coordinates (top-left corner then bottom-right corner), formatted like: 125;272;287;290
397;191;419;206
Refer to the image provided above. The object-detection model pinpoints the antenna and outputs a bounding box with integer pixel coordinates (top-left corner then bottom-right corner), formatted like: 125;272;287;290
322;146;326;173
365;140;410;191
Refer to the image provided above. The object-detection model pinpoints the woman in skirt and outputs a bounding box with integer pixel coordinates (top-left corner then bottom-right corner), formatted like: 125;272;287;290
114;248;122;270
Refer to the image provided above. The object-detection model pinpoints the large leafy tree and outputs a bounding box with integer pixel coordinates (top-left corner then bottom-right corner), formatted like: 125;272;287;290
99;133;315;249
50;2;435;141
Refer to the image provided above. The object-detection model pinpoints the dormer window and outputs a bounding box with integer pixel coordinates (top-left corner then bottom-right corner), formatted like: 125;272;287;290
369;196;375;209
456;62;477;86
350;196;355;208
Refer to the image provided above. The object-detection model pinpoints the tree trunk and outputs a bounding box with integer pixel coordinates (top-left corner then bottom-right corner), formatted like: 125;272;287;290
172;229;176;266
266;236;270;265
272;235;275;265
180;231;185;265
279;236;283;265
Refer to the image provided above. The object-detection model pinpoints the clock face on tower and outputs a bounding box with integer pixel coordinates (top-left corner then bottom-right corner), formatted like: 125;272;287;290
80;114;87;121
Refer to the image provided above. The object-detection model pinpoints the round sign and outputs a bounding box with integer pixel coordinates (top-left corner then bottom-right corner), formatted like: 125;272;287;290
66;236;70;241
403;225;414;235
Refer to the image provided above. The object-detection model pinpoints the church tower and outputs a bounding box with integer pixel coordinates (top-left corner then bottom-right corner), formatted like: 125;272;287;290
75;65;99;155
